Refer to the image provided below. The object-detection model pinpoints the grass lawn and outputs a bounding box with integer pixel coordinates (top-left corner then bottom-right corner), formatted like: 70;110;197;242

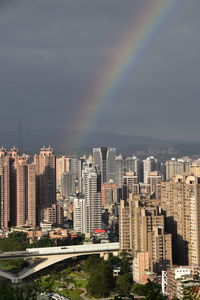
68;272;86;279
74;278;87;289
60;289;83;300
0;259;26;273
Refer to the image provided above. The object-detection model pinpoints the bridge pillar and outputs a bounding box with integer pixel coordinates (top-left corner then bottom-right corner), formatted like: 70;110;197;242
100;252;109;260
12;277;21;284
112;251;119;257
103;253;109;261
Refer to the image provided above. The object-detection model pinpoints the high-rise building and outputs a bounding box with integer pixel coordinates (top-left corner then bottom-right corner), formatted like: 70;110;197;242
42;203;64;227
119;194;172;274
34;146;56;222
16;160;36;227
125;156;143;182
73;194;86;233
77;157;85;193
69;156;79;176
190;160;200;176
119;199;131;251
146;171;161;199
123;172;139;200
0;148;37;229
115;154;125;188
0;148;18;230
56;156;70;191
166;157;191;181
83;165;102;233
161;174;200;265
101;180;119;208
143;156;158;183
61;171;76;197
93;147;116;183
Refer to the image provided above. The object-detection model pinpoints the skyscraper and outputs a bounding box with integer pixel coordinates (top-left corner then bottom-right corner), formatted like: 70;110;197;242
16;158;36;227
93;147;116;183
34;146;56;222
101;180;118;208
83;165;102;233
166;157;191;180
143;156;158;183
161;174;200;265
77;157;86;193
61;171;76;197
0;148;17;230
146;171;161;200
0;148;36;229
115;154;125;188
56;156;70;191
123;172;139;200
73;194;86;234
125;156;143;181
119;194;172;274
69;156;79;176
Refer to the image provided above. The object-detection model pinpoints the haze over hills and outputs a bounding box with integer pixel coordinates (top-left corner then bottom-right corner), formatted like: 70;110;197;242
0;128;199;155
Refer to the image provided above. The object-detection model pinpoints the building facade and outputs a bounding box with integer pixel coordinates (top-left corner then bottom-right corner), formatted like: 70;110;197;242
161;174;200;265
93;147;116;183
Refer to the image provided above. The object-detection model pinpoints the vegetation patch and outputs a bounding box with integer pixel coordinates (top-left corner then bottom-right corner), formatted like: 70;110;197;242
74;278;87;289
60;288;83;300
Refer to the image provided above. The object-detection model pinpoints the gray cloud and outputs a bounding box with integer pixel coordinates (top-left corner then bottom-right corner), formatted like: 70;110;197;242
0;0;200;141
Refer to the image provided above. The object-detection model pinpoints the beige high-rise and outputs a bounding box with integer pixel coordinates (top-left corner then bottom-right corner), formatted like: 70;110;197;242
161;174;200;265
56;156;70;191
0;148;18;230
166;157;191;181
34;147;56;214
146;171;161;199
119;199;131;251
16;161;36;227
123;172;139;196
119;194;172;273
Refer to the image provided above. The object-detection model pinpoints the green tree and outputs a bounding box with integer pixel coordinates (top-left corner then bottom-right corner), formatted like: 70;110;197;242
36;275;55;293
131;279;166;300
0;283;38;300
82;255;102;274
119;252;132;274
87;262;115;297
0;231;28;252
116;273;133;296
29;236;55;248
108;255;121;267
8;231;28;244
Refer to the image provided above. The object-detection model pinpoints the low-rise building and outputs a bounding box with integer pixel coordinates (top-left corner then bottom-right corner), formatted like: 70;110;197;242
162;265;200;299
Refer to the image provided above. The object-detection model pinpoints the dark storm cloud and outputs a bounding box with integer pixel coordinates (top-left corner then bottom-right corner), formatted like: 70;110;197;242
0;0;200;140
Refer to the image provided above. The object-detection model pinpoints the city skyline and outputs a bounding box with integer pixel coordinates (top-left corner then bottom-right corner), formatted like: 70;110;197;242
0;0;200;144
1;1;200;295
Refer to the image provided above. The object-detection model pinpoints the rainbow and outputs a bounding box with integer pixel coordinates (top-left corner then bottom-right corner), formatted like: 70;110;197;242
72;0;180;150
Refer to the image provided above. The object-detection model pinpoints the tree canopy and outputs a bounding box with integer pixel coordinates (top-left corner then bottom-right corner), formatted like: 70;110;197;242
131;279;166;300
0;283;38;300
87;262;115;297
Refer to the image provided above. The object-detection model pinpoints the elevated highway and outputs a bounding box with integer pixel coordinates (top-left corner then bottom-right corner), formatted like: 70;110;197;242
0;243;120;283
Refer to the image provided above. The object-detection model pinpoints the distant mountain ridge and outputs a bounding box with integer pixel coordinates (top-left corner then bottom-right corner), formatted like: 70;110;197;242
0;128;198;154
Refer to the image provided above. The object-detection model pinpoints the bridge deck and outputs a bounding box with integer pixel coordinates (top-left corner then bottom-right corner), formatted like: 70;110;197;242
0;242;119;259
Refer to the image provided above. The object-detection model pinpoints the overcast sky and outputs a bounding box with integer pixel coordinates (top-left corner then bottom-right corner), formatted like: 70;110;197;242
0;0;200;140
